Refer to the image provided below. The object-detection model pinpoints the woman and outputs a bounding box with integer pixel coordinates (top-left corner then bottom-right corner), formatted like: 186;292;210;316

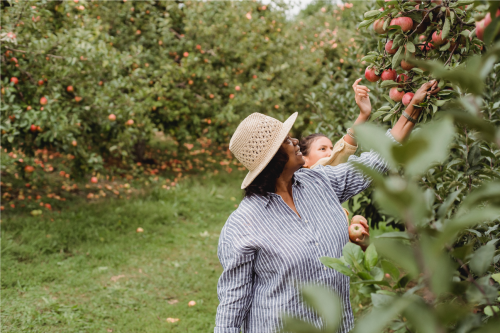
215;80;439;333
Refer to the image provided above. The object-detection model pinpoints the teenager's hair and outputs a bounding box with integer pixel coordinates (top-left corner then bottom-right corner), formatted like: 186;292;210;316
299;133;328;156
244;146;289;198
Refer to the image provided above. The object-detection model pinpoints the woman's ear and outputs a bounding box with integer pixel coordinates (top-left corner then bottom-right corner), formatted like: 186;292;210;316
302;155;310;168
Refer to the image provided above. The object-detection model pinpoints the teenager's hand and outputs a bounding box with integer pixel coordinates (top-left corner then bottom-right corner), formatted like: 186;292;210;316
412;80;440;105
352;78;372;118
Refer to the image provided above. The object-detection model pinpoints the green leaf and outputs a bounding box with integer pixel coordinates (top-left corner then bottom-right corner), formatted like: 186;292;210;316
351;297;411;333
373;239;418;276
370;111;388;121
343;242;364;271
440;41;451;51
439;208;500;245
282;285;342;333
364;243;378;271
484;306;500;317
406;41;415;53
371;293;395;308
404;301;441;333
437;190;461;220
380;80;399;88
484;17;500;45
469;243;495;276
405;117;455;176
375;231;411;240
392;46;403;70
381;260;400;280
492;273;500;284
301;285;342;331
353;123;397;169
359;19;376;30
442;17;451;40
319;257;354;277
364;10;381;19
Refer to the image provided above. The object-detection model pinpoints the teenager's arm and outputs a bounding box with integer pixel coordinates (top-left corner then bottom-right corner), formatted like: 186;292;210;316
343;78;372;146
390;80;439;142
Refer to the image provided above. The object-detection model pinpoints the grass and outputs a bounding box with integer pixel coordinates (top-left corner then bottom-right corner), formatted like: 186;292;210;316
1;170;246;333
2;169;396;332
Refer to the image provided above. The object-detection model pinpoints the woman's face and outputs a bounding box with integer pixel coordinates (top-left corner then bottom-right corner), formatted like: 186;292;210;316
303;136;334;168
281;134;305;171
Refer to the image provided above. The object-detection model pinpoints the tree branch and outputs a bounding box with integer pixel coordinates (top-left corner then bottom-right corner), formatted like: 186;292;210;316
4;46;64;59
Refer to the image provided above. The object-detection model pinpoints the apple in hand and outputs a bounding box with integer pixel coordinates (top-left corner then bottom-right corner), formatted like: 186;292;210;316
349;224;368;243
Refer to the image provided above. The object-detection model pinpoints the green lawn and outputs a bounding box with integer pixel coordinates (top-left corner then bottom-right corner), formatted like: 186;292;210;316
2;171;246;333
1;170;394;332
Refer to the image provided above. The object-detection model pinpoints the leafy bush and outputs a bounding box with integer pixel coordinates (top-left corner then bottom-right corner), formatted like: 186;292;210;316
284;1;500;332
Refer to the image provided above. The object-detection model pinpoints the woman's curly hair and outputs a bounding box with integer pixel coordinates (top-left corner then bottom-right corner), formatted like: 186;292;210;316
244;146;289;198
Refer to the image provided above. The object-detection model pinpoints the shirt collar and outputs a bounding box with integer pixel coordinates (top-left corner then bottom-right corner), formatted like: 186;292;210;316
257;176;303;207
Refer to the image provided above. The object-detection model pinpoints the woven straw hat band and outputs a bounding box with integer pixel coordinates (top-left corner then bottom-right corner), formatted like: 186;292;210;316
229;113;283;171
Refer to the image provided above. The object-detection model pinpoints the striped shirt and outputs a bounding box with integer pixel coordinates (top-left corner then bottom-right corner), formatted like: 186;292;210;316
215;130;396;333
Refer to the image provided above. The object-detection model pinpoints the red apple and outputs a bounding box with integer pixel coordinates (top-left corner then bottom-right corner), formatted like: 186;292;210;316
402;92;415;106
24;165;35;173
99;81;103;86
38;80;44;86
397;74;409;85
349;224;366;242
373;19;387;34
109;114;116;121
74;96;82;102
384;0;393;9
351;215;367;225
389;87;405;102
67;85;74;92
10;77;18;85
390;17;413;32
71;140;77;146
27;106;32;111
385;40;398;54
432;30;447;46
40;96;48;105
364;67;380;82
37;125;42;132
183;52;189;57
30;124;38;132
126;119;134;126
90;176;98;184
478;10;500;40
401;59;415;70
235;86;241;91
11;57;18;64
381;69;397;81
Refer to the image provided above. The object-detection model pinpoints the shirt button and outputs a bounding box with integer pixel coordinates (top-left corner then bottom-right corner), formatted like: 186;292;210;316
305;220;308;223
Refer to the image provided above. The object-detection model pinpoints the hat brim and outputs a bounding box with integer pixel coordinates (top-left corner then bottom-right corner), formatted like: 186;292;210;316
241;112;298;189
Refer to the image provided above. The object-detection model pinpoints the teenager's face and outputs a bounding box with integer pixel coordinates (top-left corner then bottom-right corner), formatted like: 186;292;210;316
281;134;305;171
303;136;334;168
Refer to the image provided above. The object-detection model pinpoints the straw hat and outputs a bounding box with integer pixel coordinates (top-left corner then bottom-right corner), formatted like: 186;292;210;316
229;112;298;189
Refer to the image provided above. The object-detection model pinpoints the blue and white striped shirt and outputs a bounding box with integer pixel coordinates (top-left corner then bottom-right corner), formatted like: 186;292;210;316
215;131;396;333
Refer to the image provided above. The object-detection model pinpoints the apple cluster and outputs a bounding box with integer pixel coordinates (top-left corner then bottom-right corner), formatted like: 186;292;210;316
359;0;490;121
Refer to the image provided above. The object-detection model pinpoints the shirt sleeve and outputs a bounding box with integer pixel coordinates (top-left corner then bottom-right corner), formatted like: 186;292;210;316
311;137;357;169
315;129;399;203
214;232;255;333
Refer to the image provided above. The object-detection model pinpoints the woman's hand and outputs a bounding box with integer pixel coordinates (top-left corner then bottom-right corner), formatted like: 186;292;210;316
349;216;370;251
411;80;440;105
352;78;372;119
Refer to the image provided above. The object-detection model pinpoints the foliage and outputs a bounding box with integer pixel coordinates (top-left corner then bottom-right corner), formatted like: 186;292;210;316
284;1;500;332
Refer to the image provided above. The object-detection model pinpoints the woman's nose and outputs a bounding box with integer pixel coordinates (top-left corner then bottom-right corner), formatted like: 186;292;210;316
291;138;299;145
